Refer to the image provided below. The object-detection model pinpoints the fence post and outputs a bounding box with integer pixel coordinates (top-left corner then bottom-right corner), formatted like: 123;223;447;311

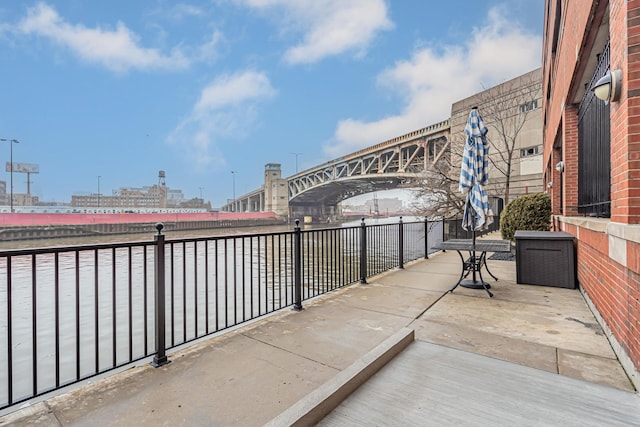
293;219;303;311
151;223;170;368
442;217;447;243
442;217;451;241
424;218;429;259
398;216;404;269
359;218;367;284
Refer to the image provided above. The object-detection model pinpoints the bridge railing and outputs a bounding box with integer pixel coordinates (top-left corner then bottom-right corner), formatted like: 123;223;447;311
0;218;449;411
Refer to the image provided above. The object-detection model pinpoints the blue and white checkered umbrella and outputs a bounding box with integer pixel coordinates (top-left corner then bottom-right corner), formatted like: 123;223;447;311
459;108;494;231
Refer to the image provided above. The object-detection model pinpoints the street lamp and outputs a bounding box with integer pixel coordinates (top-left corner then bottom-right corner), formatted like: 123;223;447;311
230;171;236;211
591;68;622;104
1;138;20;213
291;152;302;173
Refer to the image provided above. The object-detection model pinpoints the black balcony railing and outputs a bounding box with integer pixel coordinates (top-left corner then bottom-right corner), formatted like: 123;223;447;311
442;215;500;241
0;217;464;411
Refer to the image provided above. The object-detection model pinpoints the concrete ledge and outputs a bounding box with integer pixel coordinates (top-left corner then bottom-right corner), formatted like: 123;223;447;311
265;327;415;427
0;402;58;426
557;215;640;245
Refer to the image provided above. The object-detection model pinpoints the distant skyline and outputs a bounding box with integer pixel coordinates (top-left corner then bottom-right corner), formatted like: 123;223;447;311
0;1;543;208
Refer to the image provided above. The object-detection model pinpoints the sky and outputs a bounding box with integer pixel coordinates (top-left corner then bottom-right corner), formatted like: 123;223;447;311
0;1;543;208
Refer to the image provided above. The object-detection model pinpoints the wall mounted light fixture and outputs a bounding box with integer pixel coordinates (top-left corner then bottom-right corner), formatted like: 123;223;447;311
547;181;553;188
591;69;622;104
555;161;565;173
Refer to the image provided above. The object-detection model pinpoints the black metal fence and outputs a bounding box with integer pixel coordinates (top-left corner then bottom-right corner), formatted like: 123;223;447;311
442;215;500;240
0;217;464;410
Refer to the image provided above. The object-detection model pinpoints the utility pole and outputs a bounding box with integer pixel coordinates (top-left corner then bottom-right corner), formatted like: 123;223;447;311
291;152;302;173
231;171;236;211
1;138;20;213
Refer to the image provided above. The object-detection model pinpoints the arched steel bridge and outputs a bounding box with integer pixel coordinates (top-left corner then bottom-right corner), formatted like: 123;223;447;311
222;119;450;215
289;120;450;205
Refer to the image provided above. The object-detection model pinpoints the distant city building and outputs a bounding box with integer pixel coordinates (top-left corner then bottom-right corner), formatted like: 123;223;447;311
72;184;168;209
0;180;6;205
13;193;39;206
179;198;212;210
343;197;404;214
70;171;210;211
71;186;210;211
0;180;40;207
366;197;403;213
166;189;185;207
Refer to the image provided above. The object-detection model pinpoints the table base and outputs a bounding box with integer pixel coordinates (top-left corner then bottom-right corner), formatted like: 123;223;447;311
459;279;491;289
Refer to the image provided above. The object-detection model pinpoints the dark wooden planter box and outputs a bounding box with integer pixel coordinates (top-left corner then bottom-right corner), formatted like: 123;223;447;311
515;231;576;289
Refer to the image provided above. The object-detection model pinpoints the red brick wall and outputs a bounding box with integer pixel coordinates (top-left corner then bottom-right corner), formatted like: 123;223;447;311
575;232;640;369
624;1;640;224
542;1;595;161
545;0;640;373
562;106;579;216
542;1;596;216
611;0;637;223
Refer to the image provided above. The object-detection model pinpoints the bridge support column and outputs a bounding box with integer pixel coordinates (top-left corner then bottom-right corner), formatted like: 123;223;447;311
289;203;340;223
264;163;289;218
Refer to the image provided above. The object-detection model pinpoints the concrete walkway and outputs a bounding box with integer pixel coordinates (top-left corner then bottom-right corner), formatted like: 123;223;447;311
318;341;640;426
1;241;638;426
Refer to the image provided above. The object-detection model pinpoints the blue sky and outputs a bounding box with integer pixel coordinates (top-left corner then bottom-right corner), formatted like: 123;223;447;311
0;1;543;208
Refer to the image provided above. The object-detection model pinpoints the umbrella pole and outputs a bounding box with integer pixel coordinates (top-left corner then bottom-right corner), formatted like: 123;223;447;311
472;215;477;283
460;198;491;296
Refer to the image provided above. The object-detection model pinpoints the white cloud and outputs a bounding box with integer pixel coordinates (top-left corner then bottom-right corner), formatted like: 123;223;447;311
170;3;205;19
323;7;542;157
194;70;274;113
168;71;276;169
234;0;393;64
16;2;190;72
196;30;225;62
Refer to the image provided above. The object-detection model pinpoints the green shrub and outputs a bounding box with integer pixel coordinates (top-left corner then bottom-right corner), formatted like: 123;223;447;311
500;192;551;241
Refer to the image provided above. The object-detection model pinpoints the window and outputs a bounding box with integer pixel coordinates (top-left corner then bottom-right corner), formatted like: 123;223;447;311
520;146;539;157
520;100;538;113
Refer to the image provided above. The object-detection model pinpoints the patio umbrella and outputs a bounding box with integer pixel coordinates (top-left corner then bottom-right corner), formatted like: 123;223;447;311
457;107;494;290
459;107;494;232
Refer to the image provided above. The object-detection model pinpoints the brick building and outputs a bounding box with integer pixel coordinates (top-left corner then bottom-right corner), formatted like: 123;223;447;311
542;0;640;386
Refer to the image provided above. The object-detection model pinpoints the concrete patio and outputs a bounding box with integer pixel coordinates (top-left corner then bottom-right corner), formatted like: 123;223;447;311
1;237;638;426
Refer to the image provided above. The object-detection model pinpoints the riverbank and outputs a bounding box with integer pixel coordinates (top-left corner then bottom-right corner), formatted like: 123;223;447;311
0;218;283;243
0;211;277;227
0;212;283;244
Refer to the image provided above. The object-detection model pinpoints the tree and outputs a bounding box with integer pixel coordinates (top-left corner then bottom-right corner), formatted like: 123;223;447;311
410;69;542;217
476;70;542;203
409;136;466;218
